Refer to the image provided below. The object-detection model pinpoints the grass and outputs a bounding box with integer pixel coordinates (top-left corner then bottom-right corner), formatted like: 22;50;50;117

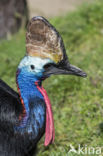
0;0;103;155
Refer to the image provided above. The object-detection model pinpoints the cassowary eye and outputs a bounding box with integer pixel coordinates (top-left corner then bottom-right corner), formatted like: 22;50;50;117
30;65;35;70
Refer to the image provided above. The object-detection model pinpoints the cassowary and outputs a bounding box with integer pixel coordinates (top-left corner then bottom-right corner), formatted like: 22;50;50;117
0;16;87;156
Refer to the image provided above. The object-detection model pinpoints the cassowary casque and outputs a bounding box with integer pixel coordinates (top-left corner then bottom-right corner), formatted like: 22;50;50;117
0;16;87;156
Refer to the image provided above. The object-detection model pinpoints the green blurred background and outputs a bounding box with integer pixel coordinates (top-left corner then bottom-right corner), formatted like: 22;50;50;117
0;0;103;155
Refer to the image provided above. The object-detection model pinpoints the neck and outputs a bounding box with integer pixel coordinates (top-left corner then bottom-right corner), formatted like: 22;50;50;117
16;74;46;138
16;72;55;146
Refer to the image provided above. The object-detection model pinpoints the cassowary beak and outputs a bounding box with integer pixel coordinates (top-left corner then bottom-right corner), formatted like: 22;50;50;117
43;61;87;78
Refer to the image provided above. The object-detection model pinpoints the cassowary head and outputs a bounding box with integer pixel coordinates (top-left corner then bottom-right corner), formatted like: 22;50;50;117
18;16;86;82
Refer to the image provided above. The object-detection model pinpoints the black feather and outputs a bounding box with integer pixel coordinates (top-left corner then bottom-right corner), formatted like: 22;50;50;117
0;79;46;156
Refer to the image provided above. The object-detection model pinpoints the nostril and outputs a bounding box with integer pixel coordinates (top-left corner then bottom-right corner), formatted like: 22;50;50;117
43;63;54;70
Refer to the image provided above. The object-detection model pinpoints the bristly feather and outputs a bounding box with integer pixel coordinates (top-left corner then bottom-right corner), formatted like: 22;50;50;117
0;75;46;156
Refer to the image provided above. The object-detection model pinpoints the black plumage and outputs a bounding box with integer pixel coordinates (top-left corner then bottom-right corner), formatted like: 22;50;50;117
0;79;45;156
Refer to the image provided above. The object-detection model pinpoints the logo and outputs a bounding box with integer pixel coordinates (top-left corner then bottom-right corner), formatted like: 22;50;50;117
68;144;102;155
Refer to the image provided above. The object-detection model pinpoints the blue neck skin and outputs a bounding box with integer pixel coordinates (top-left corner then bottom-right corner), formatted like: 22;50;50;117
15;69;46;137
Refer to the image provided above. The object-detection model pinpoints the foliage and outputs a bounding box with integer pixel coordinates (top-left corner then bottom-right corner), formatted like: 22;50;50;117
0;0;103;155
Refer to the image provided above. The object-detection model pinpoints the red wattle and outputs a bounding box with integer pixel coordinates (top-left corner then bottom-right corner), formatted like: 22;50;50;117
36;83;55;146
